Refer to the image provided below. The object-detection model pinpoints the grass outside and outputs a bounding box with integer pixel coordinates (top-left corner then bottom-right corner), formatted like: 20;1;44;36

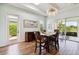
58;23;77;32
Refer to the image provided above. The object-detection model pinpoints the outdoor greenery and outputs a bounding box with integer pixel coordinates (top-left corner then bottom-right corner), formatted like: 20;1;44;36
9;22;17;36
58;22;77;32
58;22;65;32
66;26;77;32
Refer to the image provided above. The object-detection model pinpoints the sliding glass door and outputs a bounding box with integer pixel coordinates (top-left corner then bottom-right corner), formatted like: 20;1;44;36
66;21;77;37
58;17;79;42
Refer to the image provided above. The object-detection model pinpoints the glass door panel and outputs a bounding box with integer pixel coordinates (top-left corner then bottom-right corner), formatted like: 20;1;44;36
66;21;77;37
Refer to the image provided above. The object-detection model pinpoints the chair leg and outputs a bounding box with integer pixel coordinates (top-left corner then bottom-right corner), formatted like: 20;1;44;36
35;43;37;53
55;40;59;50
55;41;57;50
57;41;59;50
39;43;41;55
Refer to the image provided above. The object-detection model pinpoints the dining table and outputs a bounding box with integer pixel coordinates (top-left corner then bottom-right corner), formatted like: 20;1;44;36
40;32;55;53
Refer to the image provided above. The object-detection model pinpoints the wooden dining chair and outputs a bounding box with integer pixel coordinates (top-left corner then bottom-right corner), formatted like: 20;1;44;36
34;31;46;55
50;30;59;50
54;30;59;50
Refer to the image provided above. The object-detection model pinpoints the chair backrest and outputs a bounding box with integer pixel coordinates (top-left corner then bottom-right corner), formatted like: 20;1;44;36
56;30;59;40
34;31;41;41
54;29;59;39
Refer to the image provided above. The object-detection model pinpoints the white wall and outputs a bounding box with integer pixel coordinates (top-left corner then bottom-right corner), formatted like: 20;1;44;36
46;16;55;34
0;4;46;47
0;4;8;46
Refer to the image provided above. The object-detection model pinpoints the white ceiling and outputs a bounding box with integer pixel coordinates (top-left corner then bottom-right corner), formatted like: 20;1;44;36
9;3;79;16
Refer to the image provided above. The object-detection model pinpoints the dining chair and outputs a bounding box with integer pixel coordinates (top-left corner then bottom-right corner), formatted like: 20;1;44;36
54;30;59;50
50;30;59;50
34;31;46;55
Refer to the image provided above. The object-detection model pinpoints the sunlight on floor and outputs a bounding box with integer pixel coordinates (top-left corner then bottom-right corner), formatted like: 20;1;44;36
7;44;20;55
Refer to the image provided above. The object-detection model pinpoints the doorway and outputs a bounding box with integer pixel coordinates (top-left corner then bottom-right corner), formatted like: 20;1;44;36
9;21;18;41
8;14;19;44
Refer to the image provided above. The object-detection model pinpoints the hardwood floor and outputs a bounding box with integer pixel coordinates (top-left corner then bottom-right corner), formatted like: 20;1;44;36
0;39;79;55
59;39;79;55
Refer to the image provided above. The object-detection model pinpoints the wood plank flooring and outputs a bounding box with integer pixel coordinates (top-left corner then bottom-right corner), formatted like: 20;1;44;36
0;39;79;55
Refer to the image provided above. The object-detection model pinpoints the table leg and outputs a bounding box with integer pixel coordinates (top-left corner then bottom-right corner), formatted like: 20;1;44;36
39;42;41;55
